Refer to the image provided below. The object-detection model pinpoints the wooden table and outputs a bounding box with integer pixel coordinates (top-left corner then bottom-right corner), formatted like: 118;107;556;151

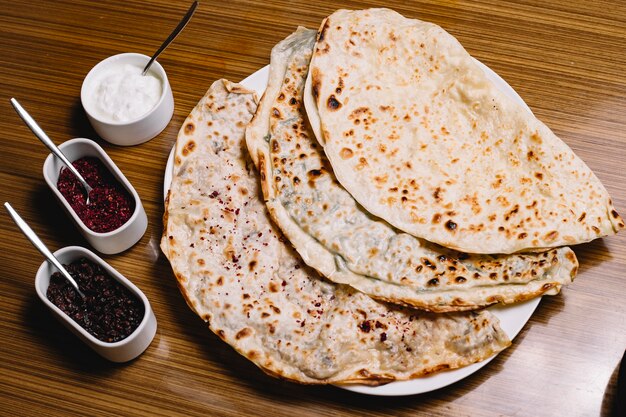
1;1;624;416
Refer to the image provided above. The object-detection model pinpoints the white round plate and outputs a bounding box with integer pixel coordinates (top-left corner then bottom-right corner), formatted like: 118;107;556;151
163;62;541;396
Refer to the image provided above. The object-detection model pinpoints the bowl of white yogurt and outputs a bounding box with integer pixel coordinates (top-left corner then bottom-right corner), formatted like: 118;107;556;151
81;53;174;146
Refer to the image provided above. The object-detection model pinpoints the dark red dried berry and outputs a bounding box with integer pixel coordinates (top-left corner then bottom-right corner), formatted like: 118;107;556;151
46;258;144;343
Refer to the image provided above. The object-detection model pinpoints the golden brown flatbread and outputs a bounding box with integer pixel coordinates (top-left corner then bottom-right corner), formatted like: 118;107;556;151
246;28;578;312
161;78;510;385
304;9;624;254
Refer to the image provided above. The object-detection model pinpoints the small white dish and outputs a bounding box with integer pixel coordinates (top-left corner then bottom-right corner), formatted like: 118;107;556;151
43;138;147;254
35;246;157;362
81;53;174;146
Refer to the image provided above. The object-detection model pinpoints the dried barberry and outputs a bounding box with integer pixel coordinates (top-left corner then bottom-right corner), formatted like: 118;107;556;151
46;258;144;343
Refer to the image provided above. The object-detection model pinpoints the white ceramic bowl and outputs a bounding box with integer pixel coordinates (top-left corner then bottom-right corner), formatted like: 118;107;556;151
35;246;157;362
43;138;147;254
81;53;174;146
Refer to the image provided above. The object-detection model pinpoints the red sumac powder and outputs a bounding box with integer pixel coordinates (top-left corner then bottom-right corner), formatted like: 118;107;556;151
56;157;134;233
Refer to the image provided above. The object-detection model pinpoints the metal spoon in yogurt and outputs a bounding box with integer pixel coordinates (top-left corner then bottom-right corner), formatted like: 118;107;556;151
142;1;199;76
4;202;86;299
10;98;94;204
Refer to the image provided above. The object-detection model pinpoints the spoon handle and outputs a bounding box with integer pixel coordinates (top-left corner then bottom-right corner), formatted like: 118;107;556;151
10;98;91;193
142;1;199;75
4;202;85;298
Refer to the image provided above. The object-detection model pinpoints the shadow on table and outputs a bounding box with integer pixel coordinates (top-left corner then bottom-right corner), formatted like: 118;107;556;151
573;238;612;275
68;97;99;141
29;183;85;247
601;351;625;417
23;294;120;377
529;290;565;327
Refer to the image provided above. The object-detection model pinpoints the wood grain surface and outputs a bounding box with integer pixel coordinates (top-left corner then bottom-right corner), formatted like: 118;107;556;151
1;1;625;416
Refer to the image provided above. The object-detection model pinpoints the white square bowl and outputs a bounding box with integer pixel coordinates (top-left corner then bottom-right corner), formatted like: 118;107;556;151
35;246;157;362
43;138;147;254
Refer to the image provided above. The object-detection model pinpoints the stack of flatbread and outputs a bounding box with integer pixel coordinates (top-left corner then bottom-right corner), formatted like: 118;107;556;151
162;9;623;386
